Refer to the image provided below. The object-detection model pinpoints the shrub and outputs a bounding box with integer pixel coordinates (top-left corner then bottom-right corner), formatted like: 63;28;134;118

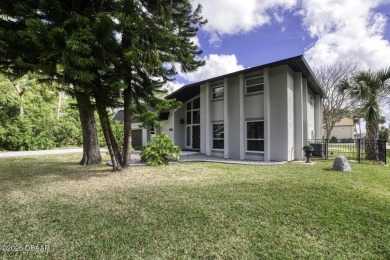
110;120;125;155
330;136;338;143
140;133;180;166
54;115;83;147
340;138;354;143
132;145;143;151
303;144;314;151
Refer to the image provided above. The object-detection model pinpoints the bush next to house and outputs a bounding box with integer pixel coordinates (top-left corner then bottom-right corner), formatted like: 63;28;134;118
141;133;180;166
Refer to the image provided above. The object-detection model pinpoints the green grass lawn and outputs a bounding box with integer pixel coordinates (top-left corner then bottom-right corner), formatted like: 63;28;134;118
1;154;390;259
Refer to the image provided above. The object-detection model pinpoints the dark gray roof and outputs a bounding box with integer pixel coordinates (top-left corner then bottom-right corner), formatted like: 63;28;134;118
167;55;325;102
113;109;170;123
112;110;142;123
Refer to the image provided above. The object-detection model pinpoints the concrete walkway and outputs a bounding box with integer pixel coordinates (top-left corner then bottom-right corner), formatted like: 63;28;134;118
126;151;286;166
0;149;286;166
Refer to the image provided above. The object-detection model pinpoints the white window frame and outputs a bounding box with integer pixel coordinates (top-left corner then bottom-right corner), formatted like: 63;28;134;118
212;123;224;150
211;85;224;100
246;120;264;153
245;76;264;94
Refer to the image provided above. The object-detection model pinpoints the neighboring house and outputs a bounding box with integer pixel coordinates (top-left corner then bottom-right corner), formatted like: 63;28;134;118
113;110;156;148
125;55;325;161
323;118;355;139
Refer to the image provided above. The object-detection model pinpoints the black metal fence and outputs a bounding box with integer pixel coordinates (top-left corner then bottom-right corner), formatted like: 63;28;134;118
308;139;387;164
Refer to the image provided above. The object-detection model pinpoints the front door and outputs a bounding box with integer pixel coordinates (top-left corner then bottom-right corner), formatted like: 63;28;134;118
192;125;200;149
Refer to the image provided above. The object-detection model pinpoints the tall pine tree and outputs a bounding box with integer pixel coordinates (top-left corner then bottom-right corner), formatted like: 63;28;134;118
114;0;206;168
0;0;103;165
0;1;206;171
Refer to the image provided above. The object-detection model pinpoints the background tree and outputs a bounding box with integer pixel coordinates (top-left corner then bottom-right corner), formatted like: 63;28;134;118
341;68;390;160
352;108;366;139
0;1;102;164
0;73;82;151
378;125;390;142
1;1;206;171
314;62;359;139
352;116;361;138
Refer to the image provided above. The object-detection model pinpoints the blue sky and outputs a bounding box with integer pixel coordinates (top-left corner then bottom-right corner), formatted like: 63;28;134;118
167;0;390;131
170;0;390;88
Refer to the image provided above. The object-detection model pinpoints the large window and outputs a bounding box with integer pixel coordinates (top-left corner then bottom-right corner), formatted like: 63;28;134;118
246;121;264;152
212;123;224;150
186;126;191;147
186;97;200;125
212;85;224;100
186;97;200;147
245;76;264;94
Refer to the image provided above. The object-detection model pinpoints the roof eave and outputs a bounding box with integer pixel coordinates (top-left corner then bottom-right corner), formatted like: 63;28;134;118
167;55;326;101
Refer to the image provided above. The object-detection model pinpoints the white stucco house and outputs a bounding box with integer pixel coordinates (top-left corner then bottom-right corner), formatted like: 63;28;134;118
129;55;325;161
323;118;355;139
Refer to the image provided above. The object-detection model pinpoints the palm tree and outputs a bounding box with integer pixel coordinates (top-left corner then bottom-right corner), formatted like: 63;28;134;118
341;68;390;160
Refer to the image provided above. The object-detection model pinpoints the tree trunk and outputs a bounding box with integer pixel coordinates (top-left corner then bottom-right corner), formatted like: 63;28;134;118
95;96;123;171
12;82;24;116
75;92;102;165
56;90;64;120
325;121;336;140
9;77;25;116
365;120;379;160
19;92;24;116
122;88;132;167
324;117;331;140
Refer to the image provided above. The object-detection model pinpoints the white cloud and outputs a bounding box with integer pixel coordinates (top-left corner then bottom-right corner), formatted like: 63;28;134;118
164;82;184;93
179;54;245;82
300;0;390;70
194;0;297;44
273;12;285;24
192;0;390;70
191;36;201;48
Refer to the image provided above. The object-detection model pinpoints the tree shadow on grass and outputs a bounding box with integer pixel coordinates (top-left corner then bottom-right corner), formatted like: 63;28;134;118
0;154;118;193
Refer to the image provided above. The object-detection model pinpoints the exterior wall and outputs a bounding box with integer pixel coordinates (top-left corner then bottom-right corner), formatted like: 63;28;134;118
293;72;304;160
211;100;224;121
269;65;289;161
287;68;295;161
227;76;240;159
307;89;315;140
244;95;264;119
163;64;323;162
173;106;185;148
200;84;207;154
302;78;308;145
160;112;175;141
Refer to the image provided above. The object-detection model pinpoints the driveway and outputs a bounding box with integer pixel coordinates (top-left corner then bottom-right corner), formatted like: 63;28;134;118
0;148;108;158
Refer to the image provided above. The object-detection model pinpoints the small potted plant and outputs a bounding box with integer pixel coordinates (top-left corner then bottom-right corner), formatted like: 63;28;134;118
303;144;314;163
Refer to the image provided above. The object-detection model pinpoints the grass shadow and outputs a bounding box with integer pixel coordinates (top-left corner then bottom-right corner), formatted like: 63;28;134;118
0;154;117;193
